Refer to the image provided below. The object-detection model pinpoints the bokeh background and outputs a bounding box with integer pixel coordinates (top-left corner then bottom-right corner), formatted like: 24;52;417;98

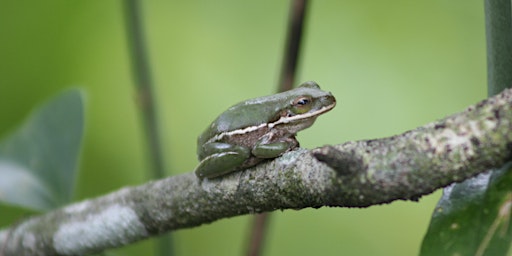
0;1;485;255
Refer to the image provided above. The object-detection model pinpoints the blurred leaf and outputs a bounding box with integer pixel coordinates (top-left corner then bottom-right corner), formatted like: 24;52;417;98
0;89;84;211
420;164;512;256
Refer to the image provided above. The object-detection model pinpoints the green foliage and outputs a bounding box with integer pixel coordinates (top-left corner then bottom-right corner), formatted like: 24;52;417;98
0;90;84;211
421;165;512;256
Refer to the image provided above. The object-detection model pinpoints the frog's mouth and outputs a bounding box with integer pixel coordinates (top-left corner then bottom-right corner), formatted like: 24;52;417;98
268;101;336;128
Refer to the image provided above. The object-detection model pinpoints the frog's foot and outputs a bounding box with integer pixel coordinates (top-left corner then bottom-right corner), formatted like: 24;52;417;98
252;139;298;158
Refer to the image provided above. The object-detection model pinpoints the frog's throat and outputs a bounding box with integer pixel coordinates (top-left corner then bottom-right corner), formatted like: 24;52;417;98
207;102;336;144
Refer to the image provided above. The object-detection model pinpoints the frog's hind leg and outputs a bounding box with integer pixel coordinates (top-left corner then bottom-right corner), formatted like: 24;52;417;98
194;152;245;179
252;138;299;158
195;143;251;179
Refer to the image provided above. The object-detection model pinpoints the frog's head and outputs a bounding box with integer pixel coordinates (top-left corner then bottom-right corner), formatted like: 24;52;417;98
269;81;336;132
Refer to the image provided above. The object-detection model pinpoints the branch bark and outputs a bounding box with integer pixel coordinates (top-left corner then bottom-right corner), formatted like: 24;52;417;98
2;88;512;255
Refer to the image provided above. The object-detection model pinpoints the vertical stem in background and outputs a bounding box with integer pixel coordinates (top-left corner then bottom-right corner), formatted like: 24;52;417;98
246;1;308;256
123;1;173;256
278;0;309;92
124;0;166;179
485;0;512;96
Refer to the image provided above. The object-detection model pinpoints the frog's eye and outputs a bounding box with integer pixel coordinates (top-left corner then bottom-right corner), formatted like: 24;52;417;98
292;96;313;114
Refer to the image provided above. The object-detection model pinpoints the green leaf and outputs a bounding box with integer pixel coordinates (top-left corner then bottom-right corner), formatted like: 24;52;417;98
0;89;85;211
420;164;512;256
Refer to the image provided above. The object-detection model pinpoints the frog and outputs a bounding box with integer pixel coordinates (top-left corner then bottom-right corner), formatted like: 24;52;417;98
194;81;336;179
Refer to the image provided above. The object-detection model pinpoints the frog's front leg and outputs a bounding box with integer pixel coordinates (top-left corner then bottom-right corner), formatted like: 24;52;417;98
195;142;251;179
252;137;298;158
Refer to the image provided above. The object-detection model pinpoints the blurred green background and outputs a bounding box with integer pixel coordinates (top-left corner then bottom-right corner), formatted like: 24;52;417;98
0;1;485;255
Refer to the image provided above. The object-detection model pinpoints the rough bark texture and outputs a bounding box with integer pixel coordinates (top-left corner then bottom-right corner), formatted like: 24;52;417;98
1;88;512;255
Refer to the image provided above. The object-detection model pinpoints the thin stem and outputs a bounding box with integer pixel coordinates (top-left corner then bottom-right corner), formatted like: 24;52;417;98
485;0;512;96
278;0;309;92
247;1;308;256
246;212;271;256
123;1;173;256
124;0;166;179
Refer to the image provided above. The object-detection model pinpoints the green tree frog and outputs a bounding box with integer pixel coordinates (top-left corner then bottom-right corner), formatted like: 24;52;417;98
194;81;336;179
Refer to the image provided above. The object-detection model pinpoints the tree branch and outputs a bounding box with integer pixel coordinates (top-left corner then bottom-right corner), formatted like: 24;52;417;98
2;88;512;255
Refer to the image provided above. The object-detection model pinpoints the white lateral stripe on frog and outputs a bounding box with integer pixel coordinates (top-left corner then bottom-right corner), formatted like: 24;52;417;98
268;103;335;128
208;102;335;144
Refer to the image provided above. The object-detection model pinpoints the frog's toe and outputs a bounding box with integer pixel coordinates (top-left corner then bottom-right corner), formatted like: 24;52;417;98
194;152;248;179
